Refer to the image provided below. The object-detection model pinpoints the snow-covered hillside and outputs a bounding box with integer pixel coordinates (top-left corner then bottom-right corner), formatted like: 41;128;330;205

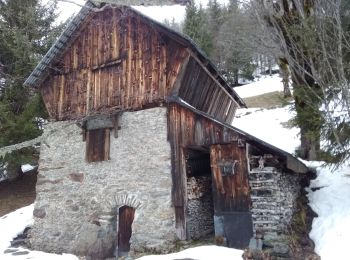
234;75;284;98
233;106;299;154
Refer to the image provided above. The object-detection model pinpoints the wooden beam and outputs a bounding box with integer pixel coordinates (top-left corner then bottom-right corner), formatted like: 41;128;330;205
91;58;122;71
113;113;121;138
187;50;240;109
170;54;190;96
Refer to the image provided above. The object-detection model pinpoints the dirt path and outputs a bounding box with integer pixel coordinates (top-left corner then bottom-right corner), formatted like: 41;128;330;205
0;173;37;217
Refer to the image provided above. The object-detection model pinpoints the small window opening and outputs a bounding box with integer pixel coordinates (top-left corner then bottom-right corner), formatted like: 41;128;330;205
86;128;110;162
83;115;116;163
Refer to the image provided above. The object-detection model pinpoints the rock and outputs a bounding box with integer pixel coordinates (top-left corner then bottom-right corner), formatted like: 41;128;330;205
12;250;30;255
33;207;46;218
273;242;290;257
71;223;117;260
68;172;84;182
10;238;26;247
4;249;19;254
249;238;263;251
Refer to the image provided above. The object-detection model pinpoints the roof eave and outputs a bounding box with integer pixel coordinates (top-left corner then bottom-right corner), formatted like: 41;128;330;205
167;96;309;174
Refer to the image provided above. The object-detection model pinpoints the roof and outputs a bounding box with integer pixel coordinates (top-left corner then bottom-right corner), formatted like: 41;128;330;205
167;96;309;174
24;1;246;108
90;0;192;5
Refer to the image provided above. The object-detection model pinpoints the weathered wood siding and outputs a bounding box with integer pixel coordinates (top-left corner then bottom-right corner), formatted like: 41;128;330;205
168;102;245;238
175;57;239;124
41;7;188;120
210;144;250;212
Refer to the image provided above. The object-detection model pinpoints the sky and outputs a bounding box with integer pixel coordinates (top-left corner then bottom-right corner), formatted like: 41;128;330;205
53;0;230;24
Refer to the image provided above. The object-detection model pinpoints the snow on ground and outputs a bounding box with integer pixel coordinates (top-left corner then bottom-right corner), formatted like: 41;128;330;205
233;106;299;154
306;163;350;260
137;245;243;260
234;75;284;98
20;164;35;173
0;204;78;259
0;205;34;253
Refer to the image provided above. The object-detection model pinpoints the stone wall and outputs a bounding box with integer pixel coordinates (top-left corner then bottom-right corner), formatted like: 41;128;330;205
186;176;214;239
29;107;175;259
249;166;301;238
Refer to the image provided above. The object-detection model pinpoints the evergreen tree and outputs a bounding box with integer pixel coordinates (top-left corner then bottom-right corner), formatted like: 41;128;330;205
183;3;213;56
0;0;64;147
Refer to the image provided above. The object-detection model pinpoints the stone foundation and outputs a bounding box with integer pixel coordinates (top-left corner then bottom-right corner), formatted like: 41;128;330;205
30;107;175;259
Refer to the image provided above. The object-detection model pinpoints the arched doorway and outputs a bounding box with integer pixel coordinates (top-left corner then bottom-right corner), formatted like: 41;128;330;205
117;205;135;257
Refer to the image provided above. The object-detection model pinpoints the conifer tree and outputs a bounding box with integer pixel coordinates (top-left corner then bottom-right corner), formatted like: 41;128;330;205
183;3;212;56
0;0;64;147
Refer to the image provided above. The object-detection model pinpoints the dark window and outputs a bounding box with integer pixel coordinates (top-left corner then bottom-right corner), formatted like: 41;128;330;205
219;161;238;176
86;128;110;162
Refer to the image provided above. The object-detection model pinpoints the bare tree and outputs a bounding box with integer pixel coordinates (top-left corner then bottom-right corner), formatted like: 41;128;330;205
252;0;350;163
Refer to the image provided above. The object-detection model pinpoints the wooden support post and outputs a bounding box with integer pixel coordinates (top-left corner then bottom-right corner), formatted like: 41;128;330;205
113;113;121;138
82;129;87;142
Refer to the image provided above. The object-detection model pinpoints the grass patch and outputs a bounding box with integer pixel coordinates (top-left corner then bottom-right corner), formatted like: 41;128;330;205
243;91;293;108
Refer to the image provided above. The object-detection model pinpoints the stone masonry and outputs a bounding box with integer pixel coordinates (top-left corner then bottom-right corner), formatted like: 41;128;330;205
30;107;175;259
249;166;301;238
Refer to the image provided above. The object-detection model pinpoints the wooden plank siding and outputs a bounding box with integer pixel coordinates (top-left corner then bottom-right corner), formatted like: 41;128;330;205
41;7;188;120
168;102;246;239
176;58;239;124
210;144;250;212
39;6;242;122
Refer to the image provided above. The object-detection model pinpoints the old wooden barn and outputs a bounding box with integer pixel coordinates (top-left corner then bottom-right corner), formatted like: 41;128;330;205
25;1;309;259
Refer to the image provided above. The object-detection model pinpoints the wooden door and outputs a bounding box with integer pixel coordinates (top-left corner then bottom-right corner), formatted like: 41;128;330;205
210;143;250;212
118;206;135;256
210;143;253;248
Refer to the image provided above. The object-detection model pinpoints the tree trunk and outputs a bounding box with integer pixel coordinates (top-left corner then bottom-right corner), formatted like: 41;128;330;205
283;80;292;98
268;57;272;76
233;68;239;86
299;127;319;160
293;83;322;161
259;55;264;74
278;58;292;98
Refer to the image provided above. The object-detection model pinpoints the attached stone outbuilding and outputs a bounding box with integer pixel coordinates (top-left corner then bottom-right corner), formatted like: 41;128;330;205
25;1;309;259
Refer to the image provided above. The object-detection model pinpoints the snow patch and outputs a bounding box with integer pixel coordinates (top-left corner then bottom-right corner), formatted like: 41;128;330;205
234;75;284;98
137;245;243;260
0;204;78;259
21;164;35;173
0;205;34;253
233;106;300;154
307;164;350;260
